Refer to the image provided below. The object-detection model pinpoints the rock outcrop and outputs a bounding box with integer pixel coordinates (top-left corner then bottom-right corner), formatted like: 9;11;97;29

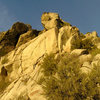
41;12;71;30
0;22;40;57
0;22;29;56
0;12;100;100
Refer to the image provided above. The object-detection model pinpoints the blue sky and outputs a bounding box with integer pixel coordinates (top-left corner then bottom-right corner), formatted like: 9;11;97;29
0;0;100;36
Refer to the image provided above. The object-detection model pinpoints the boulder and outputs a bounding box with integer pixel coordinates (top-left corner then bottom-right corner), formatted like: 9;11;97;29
84;31;99;45
91;61;99;67
81;61;93;74
41;12;71;30
41;12;60;30
93;54;100;61
96;43;100;49
71;49;88;56
91;31;98;37
91;54;100;67
82;61;91;68
85;31;98;38
80;54;100;73
79;54;92;63
80;67;91;73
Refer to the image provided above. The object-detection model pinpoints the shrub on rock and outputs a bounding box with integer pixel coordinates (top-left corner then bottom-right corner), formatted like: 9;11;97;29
39;53;100;100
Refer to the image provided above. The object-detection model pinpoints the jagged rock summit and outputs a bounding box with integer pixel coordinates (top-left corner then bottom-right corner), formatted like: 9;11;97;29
0;12;100;100
0;22;40;56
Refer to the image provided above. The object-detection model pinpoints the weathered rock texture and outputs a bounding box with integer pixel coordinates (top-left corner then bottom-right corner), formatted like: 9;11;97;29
41;12;71;30
16;29;40;47
0;12;100;100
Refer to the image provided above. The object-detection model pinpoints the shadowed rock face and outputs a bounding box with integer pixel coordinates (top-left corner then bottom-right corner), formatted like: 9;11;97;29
10;22;29;34
16;29;40;47
0;22;40;57
1;67;8;77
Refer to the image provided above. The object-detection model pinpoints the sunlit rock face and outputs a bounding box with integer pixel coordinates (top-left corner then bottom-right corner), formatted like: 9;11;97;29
85;31;98;38
0;27;58;100
0;12;100;100
58;25;80;52
41;12;60;30
41;12;81;52
41;12;71;30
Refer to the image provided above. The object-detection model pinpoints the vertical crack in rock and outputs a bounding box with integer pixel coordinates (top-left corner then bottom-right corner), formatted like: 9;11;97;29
13;48;19;58
20;48;23;73
33;54;44;69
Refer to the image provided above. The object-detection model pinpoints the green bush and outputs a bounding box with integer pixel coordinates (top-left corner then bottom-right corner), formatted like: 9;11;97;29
40;54;57;76
90;48;100;57
80;38;96;52
80;33;85;39
88;63;100;100
38;53;100;100
72;38;96;52
71;38;82;50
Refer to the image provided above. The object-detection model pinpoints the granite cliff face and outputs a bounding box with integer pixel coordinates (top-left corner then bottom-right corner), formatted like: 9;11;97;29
0;12;100;100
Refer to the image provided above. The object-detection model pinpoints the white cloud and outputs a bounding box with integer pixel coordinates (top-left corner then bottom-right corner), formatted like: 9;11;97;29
0;2;17;32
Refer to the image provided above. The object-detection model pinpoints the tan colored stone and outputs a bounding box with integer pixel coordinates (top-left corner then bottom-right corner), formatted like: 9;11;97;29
58;26;80;52
79;54;92;63
93;54;100;61
80;67;91;74
71;49;88;56
0;63;45;100
85;31;98;38
0;28;59;80
41;12;60;30
97;43;100;49
41;12;71;30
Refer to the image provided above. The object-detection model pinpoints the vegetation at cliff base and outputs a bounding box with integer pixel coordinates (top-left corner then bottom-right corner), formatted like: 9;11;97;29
38;53;100;100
